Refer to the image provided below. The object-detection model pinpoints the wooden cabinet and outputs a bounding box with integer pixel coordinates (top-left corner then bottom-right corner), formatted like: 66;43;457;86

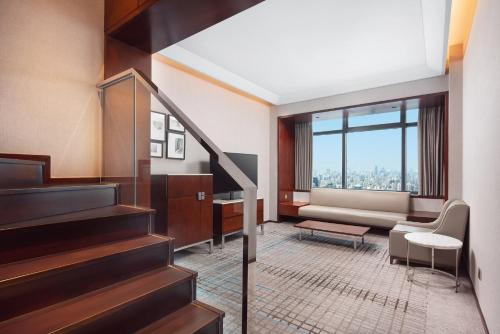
151;174;213;251
279;201;309;219
213;198;264;248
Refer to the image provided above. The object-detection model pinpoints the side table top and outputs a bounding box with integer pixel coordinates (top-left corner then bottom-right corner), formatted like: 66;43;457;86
405;232;462;250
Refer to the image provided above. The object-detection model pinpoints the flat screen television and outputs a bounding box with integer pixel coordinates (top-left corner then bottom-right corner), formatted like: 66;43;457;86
210;152;258;195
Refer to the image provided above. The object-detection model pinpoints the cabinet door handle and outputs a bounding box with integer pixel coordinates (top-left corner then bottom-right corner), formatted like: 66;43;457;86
197;192;206;200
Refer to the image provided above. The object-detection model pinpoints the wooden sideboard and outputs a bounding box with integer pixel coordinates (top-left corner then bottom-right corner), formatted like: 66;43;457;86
213;198;264;248
407;210;440;223
279;201;309;219
151;174;213;252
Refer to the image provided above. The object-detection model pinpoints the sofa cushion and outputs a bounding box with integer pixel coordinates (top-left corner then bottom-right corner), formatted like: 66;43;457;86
309;188;410;214
298;205;407;228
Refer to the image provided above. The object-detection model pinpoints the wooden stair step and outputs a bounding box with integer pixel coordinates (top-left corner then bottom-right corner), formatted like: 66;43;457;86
0;183;117;225
137;301;224;334
1;205;154;230
0;205;155;265
0;158;44;189
0;235;173;321
0;266;196;334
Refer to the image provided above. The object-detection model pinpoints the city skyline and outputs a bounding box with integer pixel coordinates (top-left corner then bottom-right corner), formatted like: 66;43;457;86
312;165;419;193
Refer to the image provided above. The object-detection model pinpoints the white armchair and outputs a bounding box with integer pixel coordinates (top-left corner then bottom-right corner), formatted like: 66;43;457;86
389;199;469;268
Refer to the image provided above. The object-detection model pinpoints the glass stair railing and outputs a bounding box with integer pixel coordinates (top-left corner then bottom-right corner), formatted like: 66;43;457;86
97;68;257;334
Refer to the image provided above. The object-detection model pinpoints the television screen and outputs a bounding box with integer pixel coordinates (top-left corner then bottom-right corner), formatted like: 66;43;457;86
210;152;258;194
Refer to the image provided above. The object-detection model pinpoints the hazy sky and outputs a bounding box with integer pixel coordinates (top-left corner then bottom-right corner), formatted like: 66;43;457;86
313;110;418;174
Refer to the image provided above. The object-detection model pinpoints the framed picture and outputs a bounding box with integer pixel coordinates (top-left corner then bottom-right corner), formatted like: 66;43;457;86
151;112;166;141
166;132;186;160
150;141;163;158
168;115;185;133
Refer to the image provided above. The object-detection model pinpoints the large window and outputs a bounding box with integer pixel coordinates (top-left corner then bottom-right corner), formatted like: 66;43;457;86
312;134;342;188
312;101;419;193
346;128;402;191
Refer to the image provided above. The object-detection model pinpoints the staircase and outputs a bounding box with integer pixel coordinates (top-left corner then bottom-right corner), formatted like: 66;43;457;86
0;157;224;333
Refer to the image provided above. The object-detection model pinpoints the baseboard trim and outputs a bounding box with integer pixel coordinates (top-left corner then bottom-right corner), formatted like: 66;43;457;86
470;278;490;334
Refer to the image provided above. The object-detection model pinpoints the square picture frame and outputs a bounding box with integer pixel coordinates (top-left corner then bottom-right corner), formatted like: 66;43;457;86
150;141;163;158
151;111;166;141
166;132;186;160
168;115;185;133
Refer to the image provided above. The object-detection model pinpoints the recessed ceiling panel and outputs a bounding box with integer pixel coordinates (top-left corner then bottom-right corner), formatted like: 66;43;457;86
160;0;451;105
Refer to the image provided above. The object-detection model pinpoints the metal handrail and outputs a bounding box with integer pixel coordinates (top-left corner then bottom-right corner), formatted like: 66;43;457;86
97;68;257;332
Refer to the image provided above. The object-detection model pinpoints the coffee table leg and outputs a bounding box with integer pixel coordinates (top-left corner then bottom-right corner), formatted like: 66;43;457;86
406;241;410;281
310;230;313;236
362;236;364;244
455;249;459;293
353;239;357;250
299;229;302;241
431;247;435;273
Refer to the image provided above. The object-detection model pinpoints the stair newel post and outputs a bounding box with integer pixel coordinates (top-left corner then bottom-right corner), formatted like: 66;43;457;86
242;185;257;334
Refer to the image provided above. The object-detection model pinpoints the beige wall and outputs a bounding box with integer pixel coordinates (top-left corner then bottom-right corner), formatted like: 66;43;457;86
151;56;272;220
0;0;104;177
462;0;500;332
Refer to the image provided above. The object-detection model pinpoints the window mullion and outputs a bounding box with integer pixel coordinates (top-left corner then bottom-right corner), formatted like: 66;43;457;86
342;110;347;189
401;103;407;191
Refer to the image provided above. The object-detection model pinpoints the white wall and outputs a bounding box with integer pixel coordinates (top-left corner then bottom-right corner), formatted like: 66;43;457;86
462;0;500;332
270;76;450;220
275;75;448;117
269;109;279;220
151;56;272;220
448;58;464;200
0;0;104;177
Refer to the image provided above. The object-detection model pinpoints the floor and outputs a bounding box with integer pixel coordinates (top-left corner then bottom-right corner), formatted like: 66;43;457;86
174;222;486;334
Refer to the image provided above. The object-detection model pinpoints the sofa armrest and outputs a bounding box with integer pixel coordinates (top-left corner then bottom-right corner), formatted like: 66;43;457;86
389;222;434;260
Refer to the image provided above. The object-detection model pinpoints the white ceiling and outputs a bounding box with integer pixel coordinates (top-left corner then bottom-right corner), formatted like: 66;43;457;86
159;0;451;105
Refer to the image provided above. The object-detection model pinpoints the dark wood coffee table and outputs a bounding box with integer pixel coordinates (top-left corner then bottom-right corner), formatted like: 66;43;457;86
294;220;370;250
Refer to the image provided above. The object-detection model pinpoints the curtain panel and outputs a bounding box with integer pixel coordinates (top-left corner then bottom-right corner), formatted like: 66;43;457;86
295;121;312;191
418;105;445;196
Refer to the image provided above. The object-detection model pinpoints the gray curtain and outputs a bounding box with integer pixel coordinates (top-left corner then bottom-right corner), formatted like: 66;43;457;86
418;105;445;196
295;121;312;191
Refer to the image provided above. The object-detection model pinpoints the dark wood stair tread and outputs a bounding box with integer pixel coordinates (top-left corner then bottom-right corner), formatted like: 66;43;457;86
0;266;194;334
0;158;44;166
0;183;116;196
0;205;154;231
137;301;224;334
0;235;170;287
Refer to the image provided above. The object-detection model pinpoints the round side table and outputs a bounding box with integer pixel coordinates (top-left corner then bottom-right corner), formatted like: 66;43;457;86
404;232;463;292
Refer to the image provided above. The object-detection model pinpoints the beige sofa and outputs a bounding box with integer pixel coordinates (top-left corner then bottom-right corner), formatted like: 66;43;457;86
298;188;410;229
389;199;469;268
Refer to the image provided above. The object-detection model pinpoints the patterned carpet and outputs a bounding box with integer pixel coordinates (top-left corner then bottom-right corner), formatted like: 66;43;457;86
175;222;431;334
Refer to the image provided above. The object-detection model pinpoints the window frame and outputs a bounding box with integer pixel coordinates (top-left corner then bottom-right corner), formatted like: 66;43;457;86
313;101;418;193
